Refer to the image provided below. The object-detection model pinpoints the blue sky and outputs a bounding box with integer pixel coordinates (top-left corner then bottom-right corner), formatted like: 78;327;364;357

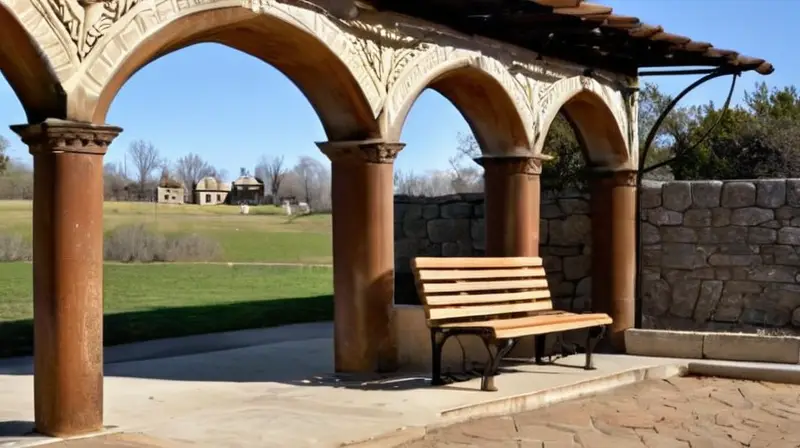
0;0;795;179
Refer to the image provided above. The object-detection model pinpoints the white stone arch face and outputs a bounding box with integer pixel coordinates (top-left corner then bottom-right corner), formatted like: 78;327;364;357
534;75;634;163
29;0;384;118
3;0;74;80
384;47;535;144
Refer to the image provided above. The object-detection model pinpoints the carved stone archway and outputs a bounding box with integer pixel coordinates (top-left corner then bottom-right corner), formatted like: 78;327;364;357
536;75;637;351
535;75;634;169
384;50;534;154
0;2;63;122
63;2;382;140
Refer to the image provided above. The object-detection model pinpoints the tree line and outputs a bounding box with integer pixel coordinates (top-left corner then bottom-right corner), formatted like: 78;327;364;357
0;136;333;210
1;80;798;201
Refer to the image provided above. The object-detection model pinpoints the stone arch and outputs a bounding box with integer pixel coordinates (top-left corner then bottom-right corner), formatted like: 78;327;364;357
536;76;632;169
0;2;63;122
384;48;533;154
74;3;379;140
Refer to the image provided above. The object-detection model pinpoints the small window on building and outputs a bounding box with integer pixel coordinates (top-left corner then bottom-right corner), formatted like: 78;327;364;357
163;194;169;200
171;196;176;200
205;194;211;203
217;194;221;201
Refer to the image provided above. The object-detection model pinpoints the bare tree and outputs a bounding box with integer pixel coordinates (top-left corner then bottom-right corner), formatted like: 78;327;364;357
174;153;216;201
448;132;484;193
103;162;130;201
128;140;162;199
293;156;330;209
394;169;457;197
0;135;10;175
255;155;288;204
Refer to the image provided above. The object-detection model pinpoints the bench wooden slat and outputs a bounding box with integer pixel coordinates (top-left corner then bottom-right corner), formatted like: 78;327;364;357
413;257;543;269
495;317;612;339
416;267;546;281
425;289;551;306
427;301;553;321
439;312;611;330
422;278;549;294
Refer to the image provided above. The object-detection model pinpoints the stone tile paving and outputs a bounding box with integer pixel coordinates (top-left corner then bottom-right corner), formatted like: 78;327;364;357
402;376;800;447
53;433;193;447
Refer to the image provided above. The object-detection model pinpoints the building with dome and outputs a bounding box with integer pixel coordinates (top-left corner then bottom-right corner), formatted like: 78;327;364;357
194;176;230;206
230;175;264;205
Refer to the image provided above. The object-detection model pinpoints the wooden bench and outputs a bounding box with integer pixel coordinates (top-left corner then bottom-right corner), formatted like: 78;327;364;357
411;256;612;392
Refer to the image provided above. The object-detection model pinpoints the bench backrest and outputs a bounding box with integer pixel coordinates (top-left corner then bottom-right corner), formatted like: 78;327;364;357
411;257;553;325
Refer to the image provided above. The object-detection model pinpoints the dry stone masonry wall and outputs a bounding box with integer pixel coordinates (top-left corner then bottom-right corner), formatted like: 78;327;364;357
641;179;800;333
393;179;800;334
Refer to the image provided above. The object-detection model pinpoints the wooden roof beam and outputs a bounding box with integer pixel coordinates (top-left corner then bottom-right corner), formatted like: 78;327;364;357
530;0;583;8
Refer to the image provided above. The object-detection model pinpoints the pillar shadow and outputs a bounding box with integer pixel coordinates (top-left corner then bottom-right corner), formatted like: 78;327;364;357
0;295;334;360
0;420;35;438
0;295;592;392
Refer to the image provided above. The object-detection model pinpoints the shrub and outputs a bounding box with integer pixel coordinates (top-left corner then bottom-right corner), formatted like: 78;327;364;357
104;224;221;262
163;233;222;262
0;234;32;261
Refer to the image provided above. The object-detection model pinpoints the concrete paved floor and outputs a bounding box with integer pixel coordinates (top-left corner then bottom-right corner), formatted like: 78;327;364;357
403;376;800;447
0;323;683;448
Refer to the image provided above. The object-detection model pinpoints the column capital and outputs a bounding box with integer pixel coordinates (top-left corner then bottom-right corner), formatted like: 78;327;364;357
316;139;405;164
474;152;548;175
586;168;638;186
11;119;123;156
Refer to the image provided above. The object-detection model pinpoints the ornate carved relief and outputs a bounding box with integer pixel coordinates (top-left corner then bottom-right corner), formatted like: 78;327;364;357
11;119;122;156
5;0;633;144
534;75;630;157
6;0;74;79
246;0;391;115
343;21;430;102
478;55;534;135
476;155;543;176
385;47;535;142
319;141;404;164
43;0;140;61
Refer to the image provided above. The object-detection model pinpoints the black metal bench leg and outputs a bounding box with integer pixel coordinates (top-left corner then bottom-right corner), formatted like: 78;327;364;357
430;330;446;386
534;335;546;365
481;338;515;392
584;326;605;371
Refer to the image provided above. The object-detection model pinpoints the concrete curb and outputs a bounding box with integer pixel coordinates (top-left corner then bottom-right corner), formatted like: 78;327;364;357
625;329;800;364
437;363;686;422
8;426;123;448
688;361;800;385
340;363;687;448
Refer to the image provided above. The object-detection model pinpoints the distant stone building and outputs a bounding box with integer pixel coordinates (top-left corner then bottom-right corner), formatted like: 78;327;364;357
156;174;185;205
194;176;230;205
157;186;184;204
230;175;264;205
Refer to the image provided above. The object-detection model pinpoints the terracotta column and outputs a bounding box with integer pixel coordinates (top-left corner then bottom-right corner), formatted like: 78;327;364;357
588;169;637;351
11;119;122;437
477;154;542;257
317;139;404;373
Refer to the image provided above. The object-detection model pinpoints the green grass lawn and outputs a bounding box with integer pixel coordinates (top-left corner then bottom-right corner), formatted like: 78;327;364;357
0;200;333;263
0;262;334;358
0;200;337;356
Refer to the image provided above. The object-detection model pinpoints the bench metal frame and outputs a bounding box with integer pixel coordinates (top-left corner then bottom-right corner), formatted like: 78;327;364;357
430;324;607;391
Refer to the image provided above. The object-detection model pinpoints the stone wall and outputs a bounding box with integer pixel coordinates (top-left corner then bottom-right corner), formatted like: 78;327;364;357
393;179;800;334
393;191;592;311
641;179;800;333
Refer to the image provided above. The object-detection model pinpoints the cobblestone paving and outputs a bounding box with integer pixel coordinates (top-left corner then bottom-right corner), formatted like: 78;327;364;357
403;377;800;448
